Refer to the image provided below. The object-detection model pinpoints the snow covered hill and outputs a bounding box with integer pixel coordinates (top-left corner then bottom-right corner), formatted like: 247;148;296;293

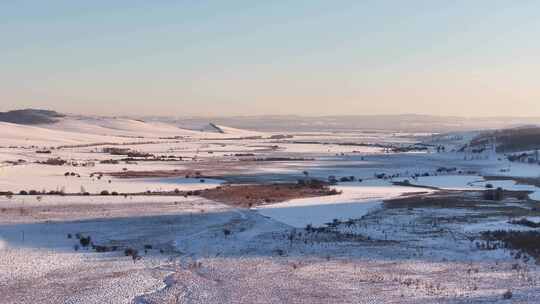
0;111;264;147
0;109;64;125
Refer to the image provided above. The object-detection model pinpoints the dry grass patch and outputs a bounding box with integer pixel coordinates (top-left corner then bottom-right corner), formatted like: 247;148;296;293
97;169;211;179
199;182;340;207
384;189;532;210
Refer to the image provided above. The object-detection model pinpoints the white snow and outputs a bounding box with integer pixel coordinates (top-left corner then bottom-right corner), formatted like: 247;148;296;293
257;180;431;228
0;163;223;194
2;117;540;303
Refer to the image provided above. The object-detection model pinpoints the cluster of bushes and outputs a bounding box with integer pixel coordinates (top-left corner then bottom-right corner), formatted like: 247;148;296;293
305;222;340;234
69;232;122;253
184;190;202;197
100;190;119;196
375;173;407;179
326;189;341;195
124;247;140;262
19;189;65;196
69;233;92;250
16;189;124;196
481;230;540;262
70;161;95;167
94;244;118;253
103;147;154;158
509;218;540;228
90;173;104;179
234;153;255;157
99;159;120;164
248;157;313;162
103;147;130;155
506;152;540;165
153;155;182;161
79;235;92;247
184;171;202;178
126;151;153;158
296;178;326;188
327;175;360;184
485;127;540;153
436;167;457;173
4;159;26;165
391;145;428;153
483;187;504;201
38;158;67;166
269;134;293;139
64;172;81;177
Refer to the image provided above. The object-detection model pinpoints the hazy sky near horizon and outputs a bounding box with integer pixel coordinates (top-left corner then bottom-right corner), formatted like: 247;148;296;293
1;1;539;117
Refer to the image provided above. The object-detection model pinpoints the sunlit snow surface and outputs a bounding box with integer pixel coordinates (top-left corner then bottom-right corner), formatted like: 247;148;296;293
2;117;540;303
257;180;431;227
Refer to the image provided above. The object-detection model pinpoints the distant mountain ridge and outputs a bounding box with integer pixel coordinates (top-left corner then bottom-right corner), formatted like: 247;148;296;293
3;108;540;133
152;115;540;133
0;109;65;125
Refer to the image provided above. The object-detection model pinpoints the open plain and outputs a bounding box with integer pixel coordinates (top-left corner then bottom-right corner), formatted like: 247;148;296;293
1;115;540;303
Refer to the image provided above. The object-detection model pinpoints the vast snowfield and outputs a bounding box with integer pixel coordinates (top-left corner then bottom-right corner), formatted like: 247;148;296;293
1;115;540;303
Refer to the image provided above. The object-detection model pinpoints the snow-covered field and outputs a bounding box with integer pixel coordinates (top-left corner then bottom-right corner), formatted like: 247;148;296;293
257;179;430;228
1;116;540;303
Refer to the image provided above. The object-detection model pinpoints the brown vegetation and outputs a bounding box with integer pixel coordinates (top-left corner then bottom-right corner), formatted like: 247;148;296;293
484;176;540;188
481;230;540;263
97;169;210;179
241;157;314;162
199;182;341;207
384;189;533;210
38;157;67;166
471;127;540;153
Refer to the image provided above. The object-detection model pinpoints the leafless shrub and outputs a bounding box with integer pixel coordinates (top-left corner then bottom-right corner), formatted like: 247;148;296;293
79;235;92;247
124;247;140;262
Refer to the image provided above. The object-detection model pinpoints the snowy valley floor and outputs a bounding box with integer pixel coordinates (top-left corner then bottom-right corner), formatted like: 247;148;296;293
1;121;540;303
1;189;540;304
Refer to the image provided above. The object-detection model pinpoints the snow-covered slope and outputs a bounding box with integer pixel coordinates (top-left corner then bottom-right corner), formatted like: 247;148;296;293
45;117;202;139
0;121;123;147
0;115;264;147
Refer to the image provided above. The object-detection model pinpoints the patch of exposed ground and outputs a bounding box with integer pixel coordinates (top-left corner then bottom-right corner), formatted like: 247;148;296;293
96;169;214;179
484;175;540;188
200;182;340;208
93;158;314;182
384;189;535;212
481;230;540;263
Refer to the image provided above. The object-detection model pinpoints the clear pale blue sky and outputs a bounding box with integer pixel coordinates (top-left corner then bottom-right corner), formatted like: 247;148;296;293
1;1;539;116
